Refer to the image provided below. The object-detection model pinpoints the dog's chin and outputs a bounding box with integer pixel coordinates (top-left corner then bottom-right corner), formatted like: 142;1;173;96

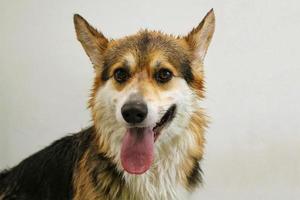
120;105;177;175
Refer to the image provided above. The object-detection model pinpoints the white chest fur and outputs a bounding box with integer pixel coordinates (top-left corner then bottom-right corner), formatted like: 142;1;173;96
123;167;190;200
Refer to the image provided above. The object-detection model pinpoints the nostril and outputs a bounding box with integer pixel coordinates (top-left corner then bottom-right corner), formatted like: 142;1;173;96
124;113;130;119
121;102;148;124
137;113;144;119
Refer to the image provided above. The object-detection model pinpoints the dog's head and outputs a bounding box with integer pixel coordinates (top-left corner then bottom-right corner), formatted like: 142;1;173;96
74;10;215;175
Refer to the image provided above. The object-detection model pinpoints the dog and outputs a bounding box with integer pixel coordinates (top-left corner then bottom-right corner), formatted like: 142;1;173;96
0;9;215;200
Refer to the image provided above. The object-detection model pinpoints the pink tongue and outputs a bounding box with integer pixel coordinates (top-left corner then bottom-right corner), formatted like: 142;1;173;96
121;127;154;174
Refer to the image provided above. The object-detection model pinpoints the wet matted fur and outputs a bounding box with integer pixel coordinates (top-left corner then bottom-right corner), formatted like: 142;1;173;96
0;9;215;200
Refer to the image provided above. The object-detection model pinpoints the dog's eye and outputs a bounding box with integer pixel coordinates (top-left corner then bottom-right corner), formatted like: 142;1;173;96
114;68;130;83
155;68;173;83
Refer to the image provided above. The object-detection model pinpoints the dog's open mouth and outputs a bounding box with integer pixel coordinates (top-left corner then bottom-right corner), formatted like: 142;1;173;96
121;105;177;175
153;104;177;141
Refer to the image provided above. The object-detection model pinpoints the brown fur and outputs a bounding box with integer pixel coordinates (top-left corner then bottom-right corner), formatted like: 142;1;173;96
73;150;100;200
73;146;125;200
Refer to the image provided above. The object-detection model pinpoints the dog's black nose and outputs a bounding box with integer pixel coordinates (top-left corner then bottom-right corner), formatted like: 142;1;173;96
121;102;148;124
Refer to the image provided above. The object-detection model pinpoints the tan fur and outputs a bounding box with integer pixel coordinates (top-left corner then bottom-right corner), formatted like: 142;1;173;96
73;148;126;200
73;150;100;200
179;110;208;190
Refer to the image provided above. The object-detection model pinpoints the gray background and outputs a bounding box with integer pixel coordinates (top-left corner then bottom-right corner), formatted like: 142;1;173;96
0;0;299;199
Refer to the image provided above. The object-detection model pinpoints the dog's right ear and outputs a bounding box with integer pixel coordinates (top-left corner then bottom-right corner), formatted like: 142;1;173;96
73;14;108;68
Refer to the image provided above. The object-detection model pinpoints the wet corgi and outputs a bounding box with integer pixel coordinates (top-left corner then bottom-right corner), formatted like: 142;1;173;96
0;9;215;200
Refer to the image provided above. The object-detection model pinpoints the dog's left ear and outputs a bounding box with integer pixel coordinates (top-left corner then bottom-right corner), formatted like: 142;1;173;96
73;14;109;68
185;9;215;60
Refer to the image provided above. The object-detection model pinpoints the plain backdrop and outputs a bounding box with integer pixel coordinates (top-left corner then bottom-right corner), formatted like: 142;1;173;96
0;0;299;199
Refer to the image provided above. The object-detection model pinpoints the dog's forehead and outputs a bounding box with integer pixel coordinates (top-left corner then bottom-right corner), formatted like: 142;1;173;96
104;31;190;68
100;31;194;82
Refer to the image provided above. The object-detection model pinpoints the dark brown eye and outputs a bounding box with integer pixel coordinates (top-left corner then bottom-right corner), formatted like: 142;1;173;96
155;68;173;83
114;68;130;83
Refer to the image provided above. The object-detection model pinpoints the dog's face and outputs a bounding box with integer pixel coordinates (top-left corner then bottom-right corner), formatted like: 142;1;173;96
74;10;215;175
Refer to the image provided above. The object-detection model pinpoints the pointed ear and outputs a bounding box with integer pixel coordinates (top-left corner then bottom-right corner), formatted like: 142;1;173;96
73;14;108;67
185;9;215;60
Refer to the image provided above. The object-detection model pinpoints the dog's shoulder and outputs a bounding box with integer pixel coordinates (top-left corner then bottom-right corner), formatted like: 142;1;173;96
0;126;95;200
